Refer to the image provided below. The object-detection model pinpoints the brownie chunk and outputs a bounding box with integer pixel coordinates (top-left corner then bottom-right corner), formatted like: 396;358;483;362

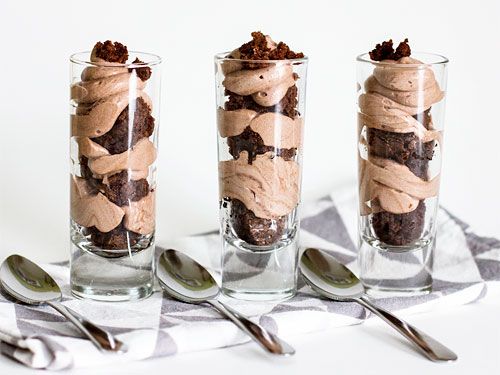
93;97;155;154
104;171;149;207
412;108;432;128
367;108;435;179
369;38;411;61
86;220;141;250
227;126;296;164
237;31;304;61
225;85;298;119
372;200;426;246
93;41;128;63
367;129;434;179
230;199;285;246
79;156;103;192
129;58;152;82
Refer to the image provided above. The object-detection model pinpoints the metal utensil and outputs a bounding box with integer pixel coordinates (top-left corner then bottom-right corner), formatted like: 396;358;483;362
156;249;295;356
299;248;457;362
0;254;126;353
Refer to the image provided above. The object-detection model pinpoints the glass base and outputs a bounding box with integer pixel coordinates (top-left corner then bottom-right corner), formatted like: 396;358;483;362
71;283;153;302
221;236;298;302
70;224;155;302
222;287;295;302
358;235;434;297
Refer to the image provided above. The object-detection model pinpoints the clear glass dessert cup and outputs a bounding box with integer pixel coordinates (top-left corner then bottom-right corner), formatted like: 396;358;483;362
215;53;308;301
356;52;448;296
69;51;161;301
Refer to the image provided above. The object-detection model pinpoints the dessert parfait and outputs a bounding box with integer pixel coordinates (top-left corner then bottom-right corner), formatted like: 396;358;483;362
357;39;448;294
69;41;161;300
215;32;308;300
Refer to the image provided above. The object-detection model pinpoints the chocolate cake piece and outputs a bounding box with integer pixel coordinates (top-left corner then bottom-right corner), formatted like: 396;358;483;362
129;57;152;82
86;220;142;250
237;31;304;61
367;128;435;179
372;200;426;246
93;97;155;154
79;156;103;192
230;199;285;246
103;171;149;207
369;38;411;61
227;126;296;164
93;41;128;63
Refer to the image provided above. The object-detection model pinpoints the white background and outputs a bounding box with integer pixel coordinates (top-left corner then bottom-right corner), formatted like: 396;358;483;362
0;0;499;373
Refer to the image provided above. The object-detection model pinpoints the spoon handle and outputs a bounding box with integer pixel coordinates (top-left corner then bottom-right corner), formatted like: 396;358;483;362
207;300;295;356
46;301;127;353
356;296;457;362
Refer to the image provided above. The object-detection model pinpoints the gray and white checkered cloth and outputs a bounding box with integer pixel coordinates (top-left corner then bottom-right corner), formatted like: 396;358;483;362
1;188;499;370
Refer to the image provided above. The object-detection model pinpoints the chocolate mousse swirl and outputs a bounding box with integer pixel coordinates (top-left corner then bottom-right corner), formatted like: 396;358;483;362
358;39;445;246
218;32;305;246
70;41;156;250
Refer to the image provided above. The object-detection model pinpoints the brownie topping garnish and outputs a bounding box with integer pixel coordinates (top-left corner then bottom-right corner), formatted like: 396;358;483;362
237;31;304;61
369;38;411;61
129;57;152;81
94;40;129;63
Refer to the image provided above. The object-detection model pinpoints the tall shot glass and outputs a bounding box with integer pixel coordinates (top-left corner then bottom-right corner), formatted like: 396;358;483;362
356;52;448;295
69;51;161;301
215;54;308;301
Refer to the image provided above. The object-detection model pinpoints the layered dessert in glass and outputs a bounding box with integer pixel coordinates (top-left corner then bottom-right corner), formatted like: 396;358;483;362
357;39;448;294
215;32;308;300
69;41;161;301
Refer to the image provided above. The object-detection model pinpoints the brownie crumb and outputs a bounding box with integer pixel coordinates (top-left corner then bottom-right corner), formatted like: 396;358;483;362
94;40;128;63
104;171;150;207
372;200;425;246
86;220;141;250
227;126;296;164
230;199;286;246
369;38;411;61
225;85;298;118
395;38;411;59
237;31;304;61
93;97;155;154
129;58;152;81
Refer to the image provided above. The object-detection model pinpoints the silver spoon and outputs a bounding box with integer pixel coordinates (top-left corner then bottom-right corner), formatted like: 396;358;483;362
0;254;127;353
156;249;295;356
299;248;457;362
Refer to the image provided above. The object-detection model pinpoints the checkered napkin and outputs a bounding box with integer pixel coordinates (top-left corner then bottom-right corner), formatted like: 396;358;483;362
1;187;499;370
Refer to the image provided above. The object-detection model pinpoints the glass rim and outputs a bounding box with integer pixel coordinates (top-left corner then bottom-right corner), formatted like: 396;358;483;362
214;51;308;64
356;52;448;67
70;50;162;68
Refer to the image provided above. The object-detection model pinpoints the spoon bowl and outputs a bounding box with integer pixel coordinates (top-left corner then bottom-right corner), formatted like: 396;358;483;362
157;249;219;303
0;255;61;304
300;248;364;300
